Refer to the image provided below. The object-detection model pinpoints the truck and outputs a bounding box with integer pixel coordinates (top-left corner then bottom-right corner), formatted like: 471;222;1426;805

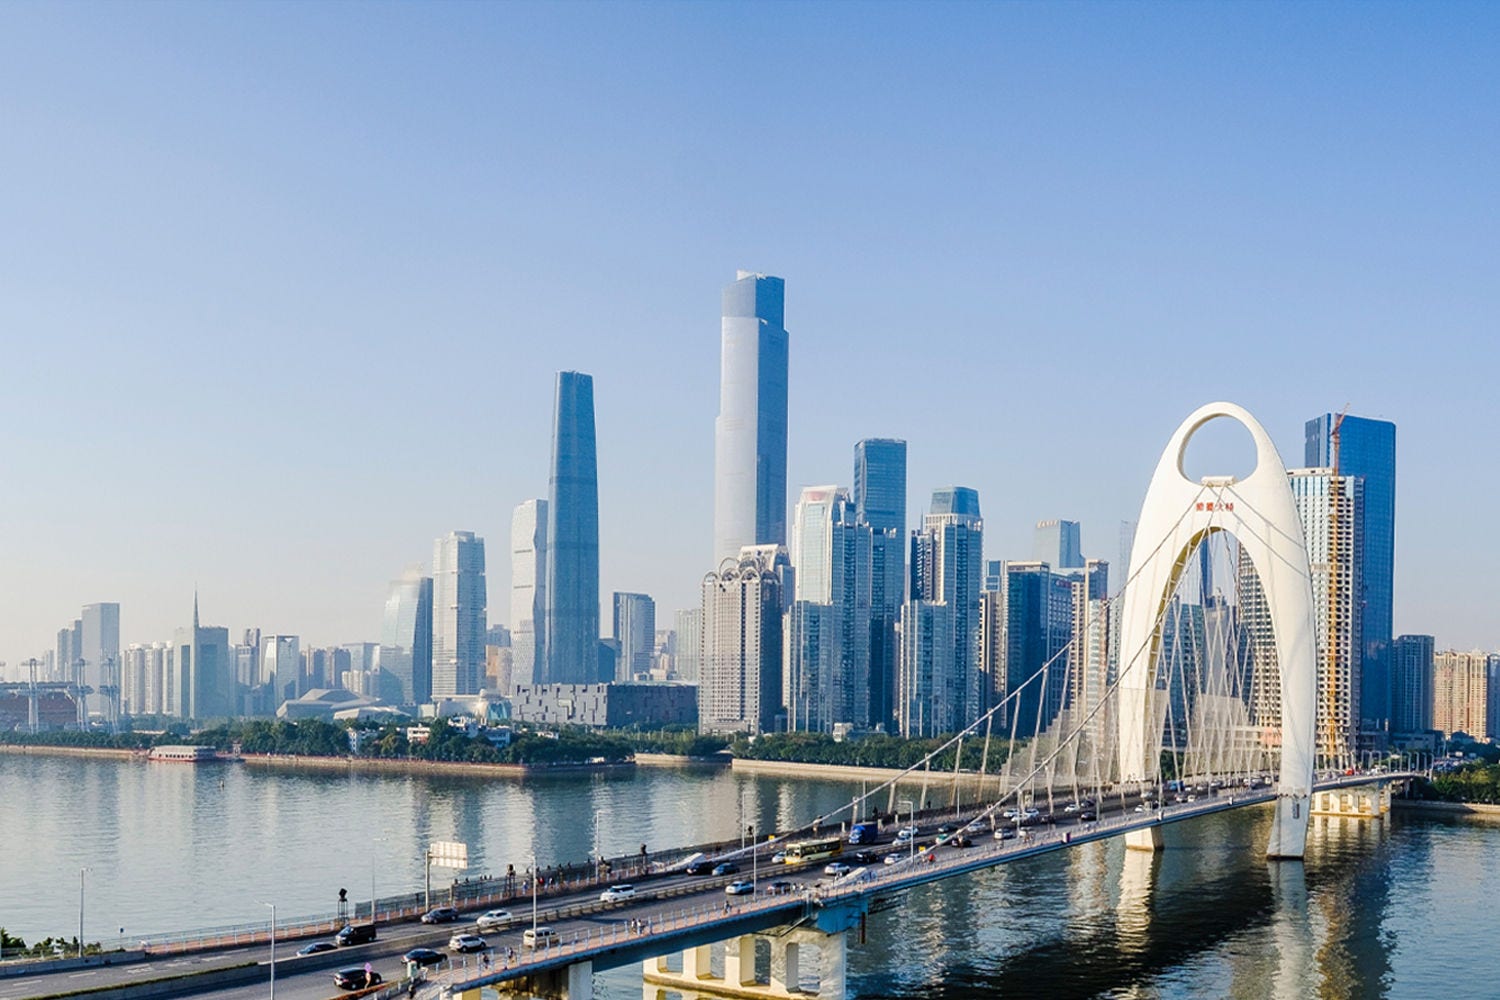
849;822;879;845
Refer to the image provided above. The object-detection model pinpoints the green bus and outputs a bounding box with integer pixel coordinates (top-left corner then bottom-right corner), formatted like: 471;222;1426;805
784;837;843;864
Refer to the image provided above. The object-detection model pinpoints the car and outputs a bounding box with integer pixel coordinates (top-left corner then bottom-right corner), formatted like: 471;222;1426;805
994;826;1017;840
403;947;445;968
712;862;740;876
767;880;795;895
1078;809;1097;821
421;906;460;925
725;879;755;895
824;861;853;876
770;850;788;864
895;826;918;842
600;884;637;903
964;819;987;833
1064;802;1080;814
884;852;906;864
448;933;487;954
333;966;382;990
476;909;514;931
334;923;376;946
523;926;559;948
685;860;715;875
937;824;957;835
849;851;879;864
297;941;336;956
950;835;973;848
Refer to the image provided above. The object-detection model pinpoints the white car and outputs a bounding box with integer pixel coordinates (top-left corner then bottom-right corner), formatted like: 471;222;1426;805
895;825;919;842
724;879;755;896
448;933;487;954
824;861;853;876
475;909;513;931
523;926;558;948
599;884;637;903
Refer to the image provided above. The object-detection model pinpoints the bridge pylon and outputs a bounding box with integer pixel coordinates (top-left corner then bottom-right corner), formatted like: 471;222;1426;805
1116;402;1319;860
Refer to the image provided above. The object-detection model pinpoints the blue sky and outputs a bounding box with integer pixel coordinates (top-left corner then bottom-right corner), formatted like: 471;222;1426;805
1;1;1497;665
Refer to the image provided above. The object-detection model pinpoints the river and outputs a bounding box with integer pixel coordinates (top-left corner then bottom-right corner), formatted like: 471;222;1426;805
0;752;1489;997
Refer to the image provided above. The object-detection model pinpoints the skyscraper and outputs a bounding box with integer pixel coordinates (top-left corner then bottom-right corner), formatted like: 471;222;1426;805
172;595;230;720
1306;413;1396;730
1289;467;1365;767
80;603;121;717
904;487;983;733
1033;520;1083;569
510;499;548;687
713;271;789;565
1433;650;1494;740
700;545;791;734
1391;634;1434;735
380;569;433;705
854;438;906;732
612;592;657;682
544;371;600;684
262;635;301;707
786;487;872;731
432;531;487;698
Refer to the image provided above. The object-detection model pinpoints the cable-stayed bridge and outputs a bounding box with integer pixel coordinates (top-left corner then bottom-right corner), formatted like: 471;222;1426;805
412;402;1411;1000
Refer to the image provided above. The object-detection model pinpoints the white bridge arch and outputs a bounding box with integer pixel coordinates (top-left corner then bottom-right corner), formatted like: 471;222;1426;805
1116;401;1318;859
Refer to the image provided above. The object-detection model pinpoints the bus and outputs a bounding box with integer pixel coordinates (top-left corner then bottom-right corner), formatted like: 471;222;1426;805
783;838;843;864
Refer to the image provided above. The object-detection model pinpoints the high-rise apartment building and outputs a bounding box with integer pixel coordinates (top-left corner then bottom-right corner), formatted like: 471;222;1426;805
1433;650;1496;740
510;499;548;687
1289;467;1364;767
993;561;1074;737
380;569;433;705
907;487;983;727
674;608;703;683
699;545;791;734
1034;520;1083;569
1306;413;1396;730
1391;634;1435;734
896;599;955;737
432;531;486;698
713;272;789;565
612;593;657;682
544;372;600;684
786;487;872;731
853;438;906;732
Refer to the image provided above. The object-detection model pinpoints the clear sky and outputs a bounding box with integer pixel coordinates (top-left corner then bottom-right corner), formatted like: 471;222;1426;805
2;1;1497;668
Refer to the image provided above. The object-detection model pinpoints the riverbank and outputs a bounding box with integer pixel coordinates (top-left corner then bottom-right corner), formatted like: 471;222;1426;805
240;752;636;777
1393;798;1500;816
730;756;1007;789
633;751;731;768
0;743;141;761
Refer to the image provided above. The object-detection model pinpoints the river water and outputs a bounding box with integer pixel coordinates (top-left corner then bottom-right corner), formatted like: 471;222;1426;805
0;752;1490;998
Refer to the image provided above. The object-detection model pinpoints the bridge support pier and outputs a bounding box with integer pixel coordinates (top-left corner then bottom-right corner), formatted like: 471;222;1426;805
1311;783;1390;819
1266;794;1311;859
456;959;594;1000
1125;825;1163;852
643;927;847;999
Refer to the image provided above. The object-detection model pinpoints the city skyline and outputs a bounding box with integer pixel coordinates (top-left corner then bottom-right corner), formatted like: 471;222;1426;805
4;3;1498;662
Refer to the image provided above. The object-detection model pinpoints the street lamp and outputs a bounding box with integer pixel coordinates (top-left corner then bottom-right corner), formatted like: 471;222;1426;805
369;836;388;922
530;852;539;940
593;808;605;876
78;867;91;958
263;902;276;1000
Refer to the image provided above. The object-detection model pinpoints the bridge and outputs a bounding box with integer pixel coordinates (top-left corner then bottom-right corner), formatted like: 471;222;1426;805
406;402;1412;1000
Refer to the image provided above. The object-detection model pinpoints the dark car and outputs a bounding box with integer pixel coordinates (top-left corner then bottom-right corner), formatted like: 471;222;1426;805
849;851;879;864
333;966;382;990
712;862;740;877
297;941;336;956
334;923;377;946
767;880;796;895
421;906;460;925
949;835;973;848
685;860;715;875
403;947;445;968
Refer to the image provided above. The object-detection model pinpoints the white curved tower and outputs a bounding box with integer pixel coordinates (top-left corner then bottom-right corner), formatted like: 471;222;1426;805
1116;402;1318;859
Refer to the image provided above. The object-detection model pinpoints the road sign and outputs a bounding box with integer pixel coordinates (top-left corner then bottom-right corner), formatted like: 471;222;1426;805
428;840;469;870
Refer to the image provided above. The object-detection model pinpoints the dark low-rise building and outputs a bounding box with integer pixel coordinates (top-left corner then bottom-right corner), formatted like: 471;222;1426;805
510;682;697;729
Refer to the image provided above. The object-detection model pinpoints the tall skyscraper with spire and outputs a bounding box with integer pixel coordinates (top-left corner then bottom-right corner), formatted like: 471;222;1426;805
713;271;789;566
544;371;600;684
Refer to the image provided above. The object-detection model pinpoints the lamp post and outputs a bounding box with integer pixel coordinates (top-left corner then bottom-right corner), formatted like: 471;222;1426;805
530;852;539;940
263;902;276;1000
593;808;605;876
78;867;91;958
369;836;387;922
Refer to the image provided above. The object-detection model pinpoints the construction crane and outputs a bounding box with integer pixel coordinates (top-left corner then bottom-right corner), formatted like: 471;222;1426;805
1326;405;1350;770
